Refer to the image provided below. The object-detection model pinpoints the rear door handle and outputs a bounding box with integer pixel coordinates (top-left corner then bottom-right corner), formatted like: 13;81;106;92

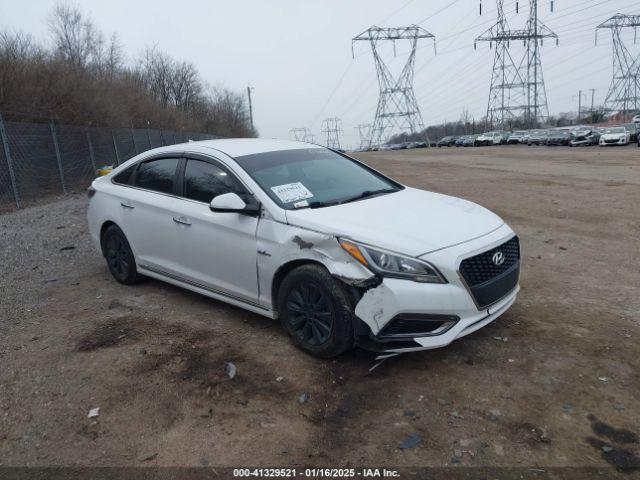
173;216;192;226
120;201;134;209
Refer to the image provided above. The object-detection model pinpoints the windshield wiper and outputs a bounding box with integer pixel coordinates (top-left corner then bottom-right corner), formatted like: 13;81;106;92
307;200;340;209
338;188;400;205
303;188;399;209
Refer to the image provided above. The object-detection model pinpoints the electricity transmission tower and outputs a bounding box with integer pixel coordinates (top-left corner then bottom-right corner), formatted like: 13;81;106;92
290;127;310;142
596;14;640;118
321;117;343;149
353;25;435;147
355;124;372;150
475;0;557;129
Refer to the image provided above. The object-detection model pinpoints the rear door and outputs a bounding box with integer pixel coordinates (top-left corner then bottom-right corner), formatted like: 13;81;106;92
169;156;260;304
117;156;185;277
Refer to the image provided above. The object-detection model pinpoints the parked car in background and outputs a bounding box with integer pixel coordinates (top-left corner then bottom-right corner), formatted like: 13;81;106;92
475;131;502;146
622;123;639;143
507;131;527;144
569;127;599;147
437;136;458;147
462;135;478;147
599;126;630;146
527;130;548;145
455;136;466;147
409;141;427;148
632;113;640;123
546;129;571;146
87;138;520;358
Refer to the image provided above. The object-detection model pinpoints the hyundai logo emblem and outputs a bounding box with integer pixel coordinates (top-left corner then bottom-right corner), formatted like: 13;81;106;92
492;251;505;266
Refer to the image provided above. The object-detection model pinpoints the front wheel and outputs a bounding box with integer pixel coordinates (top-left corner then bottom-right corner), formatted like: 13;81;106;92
277;264;355;358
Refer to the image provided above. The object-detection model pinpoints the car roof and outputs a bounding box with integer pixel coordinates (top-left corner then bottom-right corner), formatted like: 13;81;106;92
172;138;322;158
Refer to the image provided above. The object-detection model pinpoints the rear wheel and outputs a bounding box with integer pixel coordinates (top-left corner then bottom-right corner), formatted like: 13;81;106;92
277;264;355;358
101;224;144;285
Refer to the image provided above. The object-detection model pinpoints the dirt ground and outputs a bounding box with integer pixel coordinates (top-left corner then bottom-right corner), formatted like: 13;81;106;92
0;145;639;473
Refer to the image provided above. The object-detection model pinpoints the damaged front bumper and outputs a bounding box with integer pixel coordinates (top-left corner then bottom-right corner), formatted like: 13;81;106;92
353;225;519;353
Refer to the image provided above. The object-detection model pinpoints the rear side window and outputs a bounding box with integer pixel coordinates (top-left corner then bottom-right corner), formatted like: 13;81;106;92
183;159;245;203
113;165;136;185
135;158;180;194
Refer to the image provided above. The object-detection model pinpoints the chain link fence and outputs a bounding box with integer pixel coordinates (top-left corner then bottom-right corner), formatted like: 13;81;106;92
0;115;217;210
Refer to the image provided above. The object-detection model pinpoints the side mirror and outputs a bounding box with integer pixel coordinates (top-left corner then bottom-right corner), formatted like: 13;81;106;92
210;192;260;215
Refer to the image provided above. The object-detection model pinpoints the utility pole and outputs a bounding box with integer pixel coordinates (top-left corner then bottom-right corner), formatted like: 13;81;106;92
247;85;255;131
596;14;640;119
352;25;436;148
578;90;582;122
573;90;586;123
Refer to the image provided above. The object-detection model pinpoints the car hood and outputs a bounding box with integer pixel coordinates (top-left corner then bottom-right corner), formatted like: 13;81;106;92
601;133;626;139
284;187;504;257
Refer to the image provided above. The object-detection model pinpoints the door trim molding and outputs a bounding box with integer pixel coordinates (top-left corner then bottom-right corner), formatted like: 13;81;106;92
138;263;269;311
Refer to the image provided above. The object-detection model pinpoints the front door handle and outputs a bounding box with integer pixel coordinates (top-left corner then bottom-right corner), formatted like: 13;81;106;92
120;201;134;209
172;216;192;226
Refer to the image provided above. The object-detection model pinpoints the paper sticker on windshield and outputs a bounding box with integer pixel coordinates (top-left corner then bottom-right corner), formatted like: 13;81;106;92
271;182;314;203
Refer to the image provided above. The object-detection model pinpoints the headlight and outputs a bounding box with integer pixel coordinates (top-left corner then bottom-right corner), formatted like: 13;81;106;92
339;239;445;283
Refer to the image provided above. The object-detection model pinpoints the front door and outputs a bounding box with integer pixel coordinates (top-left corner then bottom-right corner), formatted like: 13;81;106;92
170;157;260;304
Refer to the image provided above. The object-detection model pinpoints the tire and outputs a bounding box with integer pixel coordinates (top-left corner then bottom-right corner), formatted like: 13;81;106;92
277;264;355;358
101;224;144;285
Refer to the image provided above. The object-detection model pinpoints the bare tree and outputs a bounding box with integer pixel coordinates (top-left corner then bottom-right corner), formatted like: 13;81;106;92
171;61;201;111
140;47;174;106
48;3;104;68
0;3;255;137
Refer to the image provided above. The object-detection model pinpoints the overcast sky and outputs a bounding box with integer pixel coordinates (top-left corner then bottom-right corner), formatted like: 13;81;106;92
2;0;639;147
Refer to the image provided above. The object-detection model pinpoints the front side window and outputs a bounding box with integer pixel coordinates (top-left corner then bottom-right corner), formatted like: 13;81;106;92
135;158;180;194
234;148;402;209
183;159;244;203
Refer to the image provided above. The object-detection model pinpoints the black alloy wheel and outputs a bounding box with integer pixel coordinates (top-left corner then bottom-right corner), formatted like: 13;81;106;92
285;282;333;346
277;264;355;358
105;233;129;279
101;224;143;285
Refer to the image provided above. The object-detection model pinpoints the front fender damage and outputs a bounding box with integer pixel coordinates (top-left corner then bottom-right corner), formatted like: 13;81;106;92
288;231;374;284
286;232;386;335
257;220;384;335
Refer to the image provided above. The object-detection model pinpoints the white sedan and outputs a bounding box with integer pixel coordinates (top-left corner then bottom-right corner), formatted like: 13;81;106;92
87;139;520;357
599;127;630;146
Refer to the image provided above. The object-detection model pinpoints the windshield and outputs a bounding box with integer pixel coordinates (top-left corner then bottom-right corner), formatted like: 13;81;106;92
605;127;625;134
513;131;526;135
233;148;402;209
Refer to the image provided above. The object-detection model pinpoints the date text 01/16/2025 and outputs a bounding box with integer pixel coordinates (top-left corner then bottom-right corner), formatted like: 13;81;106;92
232;468;400;477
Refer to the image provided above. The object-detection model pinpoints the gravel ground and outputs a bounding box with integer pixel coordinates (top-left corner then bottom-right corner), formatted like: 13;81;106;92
0;146;638;475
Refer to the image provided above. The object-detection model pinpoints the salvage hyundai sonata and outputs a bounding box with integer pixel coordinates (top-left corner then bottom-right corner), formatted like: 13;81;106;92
87;139;520;358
